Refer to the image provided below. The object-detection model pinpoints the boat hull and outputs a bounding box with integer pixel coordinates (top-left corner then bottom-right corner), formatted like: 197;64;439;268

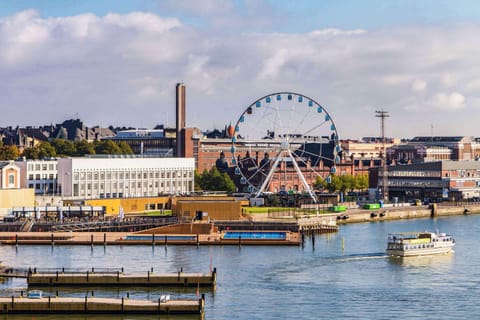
387;245;453;257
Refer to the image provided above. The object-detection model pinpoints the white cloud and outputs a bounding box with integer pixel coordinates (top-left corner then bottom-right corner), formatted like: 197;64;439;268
1;10;480;138
431;92;466;110
411;79;427;92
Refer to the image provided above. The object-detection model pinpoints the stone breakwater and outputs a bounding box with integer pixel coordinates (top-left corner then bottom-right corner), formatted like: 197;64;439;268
336;204;480;224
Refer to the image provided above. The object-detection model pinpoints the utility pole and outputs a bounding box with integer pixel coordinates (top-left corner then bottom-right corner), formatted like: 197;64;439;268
376;110;389;202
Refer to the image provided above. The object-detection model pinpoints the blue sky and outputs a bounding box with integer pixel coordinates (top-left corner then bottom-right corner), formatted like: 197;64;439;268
2;0;479;30
0;0;479;138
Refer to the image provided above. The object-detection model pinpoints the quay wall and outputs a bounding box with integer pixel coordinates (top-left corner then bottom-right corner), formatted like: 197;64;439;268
337;204;480;224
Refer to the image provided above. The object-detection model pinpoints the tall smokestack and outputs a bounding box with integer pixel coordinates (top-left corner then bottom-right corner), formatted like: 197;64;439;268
176;83;186;157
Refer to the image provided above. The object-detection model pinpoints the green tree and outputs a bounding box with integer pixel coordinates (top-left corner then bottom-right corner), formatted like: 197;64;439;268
51;139;76;156
313;175;325;190
22;147;40;159
326;174;342;193
196;167;236;192
95;140;122;154
194;170;202;191
117;141;134;155
0;143;19;160
37;142;57;159
75;140;96;156
355;173;369;191
221;172;236;193
339;174;355;193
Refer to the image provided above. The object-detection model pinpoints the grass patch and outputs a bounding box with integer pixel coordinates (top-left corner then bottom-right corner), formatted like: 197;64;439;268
143;210;172;216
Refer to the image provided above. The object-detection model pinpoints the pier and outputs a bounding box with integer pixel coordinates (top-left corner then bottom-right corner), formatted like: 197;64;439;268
0;267;216;288
0;295;204;315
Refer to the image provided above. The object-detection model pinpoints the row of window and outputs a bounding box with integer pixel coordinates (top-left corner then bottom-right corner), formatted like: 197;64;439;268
381;171;441;178
27;163;56;171
71;171;193;180
29;174;56;180
74;180;191;190
72;180;193;198
380;179;446;188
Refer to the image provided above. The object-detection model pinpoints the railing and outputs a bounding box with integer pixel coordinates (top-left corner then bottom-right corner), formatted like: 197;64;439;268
28;267;125;274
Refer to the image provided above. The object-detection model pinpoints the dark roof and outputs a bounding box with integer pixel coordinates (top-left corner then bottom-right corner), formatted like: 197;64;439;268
410;136;464;143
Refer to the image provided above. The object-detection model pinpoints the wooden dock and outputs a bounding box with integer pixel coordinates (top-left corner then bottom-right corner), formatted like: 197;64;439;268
0;267;216;288
0;295;204;314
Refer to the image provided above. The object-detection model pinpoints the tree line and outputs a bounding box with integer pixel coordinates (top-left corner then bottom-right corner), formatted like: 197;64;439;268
0;139;133;160
315;173;369;193
194;167;236;193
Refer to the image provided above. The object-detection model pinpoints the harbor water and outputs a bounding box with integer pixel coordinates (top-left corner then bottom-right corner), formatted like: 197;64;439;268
1;214;480;319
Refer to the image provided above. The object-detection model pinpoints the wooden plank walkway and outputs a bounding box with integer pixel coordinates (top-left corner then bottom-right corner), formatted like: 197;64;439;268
0;267;217;287
27;271;216;287
0;296;204;314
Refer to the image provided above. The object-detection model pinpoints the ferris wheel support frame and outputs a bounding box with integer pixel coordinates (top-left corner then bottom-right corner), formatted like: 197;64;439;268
287;149;317;203
255;149;284;198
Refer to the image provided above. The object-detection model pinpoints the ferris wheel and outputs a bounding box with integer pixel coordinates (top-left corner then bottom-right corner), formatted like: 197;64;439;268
229;92;341;203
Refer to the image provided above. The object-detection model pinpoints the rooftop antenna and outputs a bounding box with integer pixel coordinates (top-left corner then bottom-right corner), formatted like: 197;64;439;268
431;123;434;143
376;109;389;202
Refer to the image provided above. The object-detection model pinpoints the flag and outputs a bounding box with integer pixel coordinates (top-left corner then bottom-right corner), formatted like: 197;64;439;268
119;206;125;221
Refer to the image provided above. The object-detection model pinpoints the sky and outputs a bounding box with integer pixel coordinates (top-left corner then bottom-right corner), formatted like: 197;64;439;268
1;0;480;139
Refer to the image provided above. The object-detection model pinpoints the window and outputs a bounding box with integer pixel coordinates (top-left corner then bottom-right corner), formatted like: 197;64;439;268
8;174;14;186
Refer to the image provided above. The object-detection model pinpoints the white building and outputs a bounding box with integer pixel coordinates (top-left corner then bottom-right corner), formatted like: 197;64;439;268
16;159;58;195
57;157;195;199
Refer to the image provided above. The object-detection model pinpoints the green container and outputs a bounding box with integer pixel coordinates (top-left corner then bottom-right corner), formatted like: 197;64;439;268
331;205;347;212
363;203;380;209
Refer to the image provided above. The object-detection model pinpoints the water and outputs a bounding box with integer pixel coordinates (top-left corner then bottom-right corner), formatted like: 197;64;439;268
1;215;480;319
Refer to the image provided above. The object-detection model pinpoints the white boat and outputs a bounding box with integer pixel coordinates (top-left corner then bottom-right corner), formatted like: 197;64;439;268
386;231;455;257
27;290;43;299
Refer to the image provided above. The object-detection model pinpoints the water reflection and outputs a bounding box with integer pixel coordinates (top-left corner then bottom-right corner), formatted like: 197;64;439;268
388;252;454;268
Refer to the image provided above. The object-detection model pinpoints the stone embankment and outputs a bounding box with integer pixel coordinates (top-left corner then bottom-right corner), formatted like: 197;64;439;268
336;203;479;224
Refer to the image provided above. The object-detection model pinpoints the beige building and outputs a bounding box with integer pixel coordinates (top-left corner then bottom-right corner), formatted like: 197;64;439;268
172;196;244;221
0;189;35;216
0;161;21;189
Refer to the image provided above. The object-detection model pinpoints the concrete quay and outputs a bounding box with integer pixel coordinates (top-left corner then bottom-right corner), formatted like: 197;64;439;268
0;295;204;315
334;203;480;224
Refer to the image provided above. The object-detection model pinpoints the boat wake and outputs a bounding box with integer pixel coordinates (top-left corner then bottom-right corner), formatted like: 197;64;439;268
334;252;388;262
